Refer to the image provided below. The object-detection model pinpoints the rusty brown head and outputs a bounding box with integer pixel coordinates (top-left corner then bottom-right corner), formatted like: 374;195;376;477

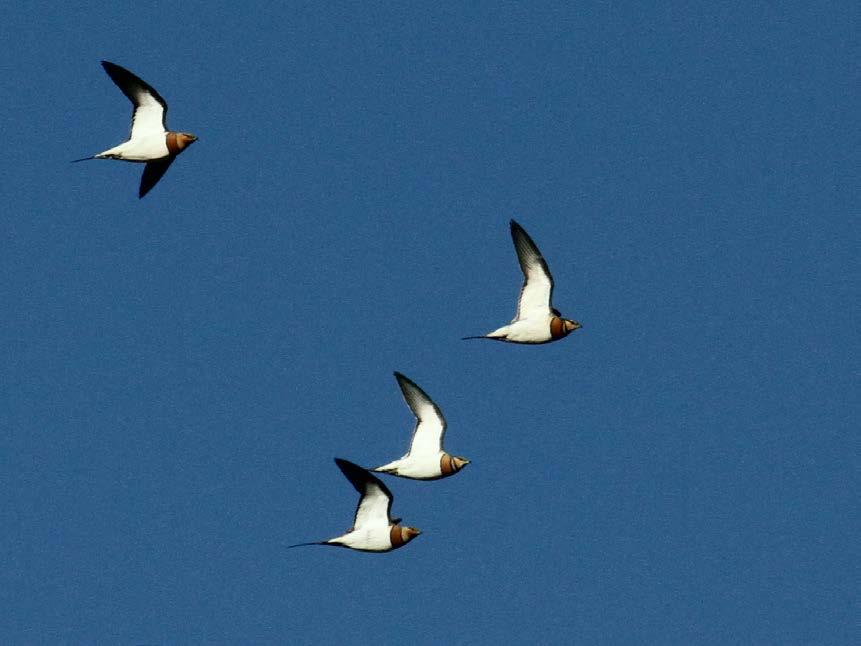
166;131;198;156
389;524;422;548
440;453;471;476
550;316;582;340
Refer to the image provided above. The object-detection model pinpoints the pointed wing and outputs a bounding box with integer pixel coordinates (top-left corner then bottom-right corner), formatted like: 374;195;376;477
139;158;176;198
101;61;168;140
335;458;393;529
510;219;554;321
395;372;447;456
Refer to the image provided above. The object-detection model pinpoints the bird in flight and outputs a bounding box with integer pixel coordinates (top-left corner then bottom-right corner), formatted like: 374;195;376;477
373;372;470;480
289;458;421;552
75;61;197;198
464;219;581;344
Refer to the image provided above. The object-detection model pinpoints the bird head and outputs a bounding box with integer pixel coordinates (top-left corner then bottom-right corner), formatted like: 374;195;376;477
400;526;422;543
452;456;471;471
563;319;581;333
550;316;581;339
176;133;198;149
390;524;422;548
166;132;198;155
441;453;470;476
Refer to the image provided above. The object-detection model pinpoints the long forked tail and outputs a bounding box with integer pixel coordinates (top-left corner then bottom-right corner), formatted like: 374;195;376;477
462;334;501;341
288;541;328;549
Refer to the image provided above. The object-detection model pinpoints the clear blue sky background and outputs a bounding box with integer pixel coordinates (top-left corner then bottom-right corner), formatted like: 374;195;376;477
2;2;857;644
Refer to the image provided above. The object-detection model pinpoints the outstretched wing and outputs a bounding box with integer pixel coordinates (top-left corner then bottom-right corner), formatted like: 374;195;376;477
335;458;393;529
139;157;175;198
395;372;447;456
102;61;168;140
510;219;554;321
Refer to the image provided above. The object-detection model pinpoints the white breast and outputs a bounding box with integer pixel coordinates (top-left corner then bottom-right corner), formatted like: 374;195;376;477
338;527;393;551
504;316;553;343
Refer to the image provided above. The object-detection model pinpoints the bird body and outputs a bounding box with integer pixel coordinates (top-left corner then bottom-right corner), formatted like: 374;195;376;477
372;372;469;480
76;61;197;198
465;219;581;344
327;524;418;552
290;458;420;553
482;313;577;344
93;133;170;161
375;451;465;481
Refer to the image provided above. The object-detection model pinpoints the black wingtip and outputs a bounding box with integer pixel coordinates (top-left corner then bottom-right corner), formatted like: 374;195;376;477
287;541;327;549
461;335;489;340
510;220;529;239
393;371;417;388
393;370;422;393
334;457;375;476
334;457;392;499
71;156;95;163
334;457;367;482
138;178;154;199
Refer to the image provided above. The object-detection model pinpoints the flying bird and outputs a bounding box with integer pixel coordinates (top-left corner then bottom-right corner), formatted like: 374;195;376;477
373;372;470;480
289;458;421;552
464;219;581;344
74;61;197;198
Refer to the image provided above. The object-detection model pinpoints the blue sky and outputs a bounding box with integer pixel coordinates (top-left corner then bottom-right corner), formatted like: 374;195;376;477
2;2;857;644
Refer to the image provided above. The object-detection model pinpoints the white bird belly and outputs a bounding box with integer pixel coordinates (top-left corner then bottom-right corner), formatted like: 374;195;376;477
99;134;169;161
394;453;444;479
503;317;552;343
376;452;443;479
336;526;392;551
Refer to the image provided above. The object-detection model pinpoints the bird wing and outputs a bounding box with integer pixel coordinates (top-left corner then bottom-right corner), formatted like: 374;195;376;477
101;61;168;140
335;458;393;529
139;157;175;198
510;219;554;321
395;372;447;456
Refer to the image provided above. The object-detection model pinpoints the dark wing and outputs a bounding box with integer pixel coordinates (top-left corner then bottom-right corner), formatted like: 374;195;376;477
101;61;168;138
335;458;393;529
394;372;447;455
510;219;554;321
139;158;176;198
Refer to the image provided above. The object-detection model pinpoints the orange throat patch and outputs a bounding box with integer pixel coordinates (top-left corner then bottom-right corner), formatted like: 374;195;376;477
550;316;566;339
390;524;405;548
440;453;455;476
166;132;193;156
166;132;180;155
